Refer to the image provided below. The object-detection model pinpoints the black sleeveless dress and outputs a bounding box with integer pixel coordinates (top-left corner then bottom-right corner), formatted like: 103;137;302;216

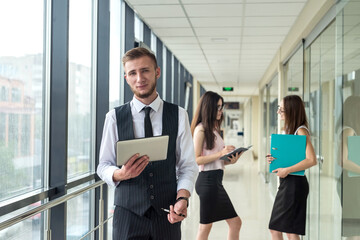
268;175;309;235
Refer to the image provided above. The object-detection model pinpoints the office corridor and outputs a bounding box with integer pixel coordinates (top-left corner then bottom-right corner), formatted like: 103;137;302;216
182;131;273;240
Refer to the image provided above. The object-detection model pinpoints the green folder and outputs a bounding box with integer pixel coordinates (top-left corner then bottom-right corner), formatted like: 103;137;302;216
347;136;360;177
269;134;306;176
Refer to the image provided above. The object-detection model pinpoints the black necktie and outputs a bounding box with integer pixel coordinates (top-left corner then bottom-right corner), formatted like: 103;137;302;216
144;107;153;137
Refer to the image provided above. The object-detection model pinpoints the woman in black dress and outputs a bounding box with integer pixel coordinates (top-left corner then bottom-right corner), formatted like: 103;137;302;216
191;91;242;240
267;95;317;240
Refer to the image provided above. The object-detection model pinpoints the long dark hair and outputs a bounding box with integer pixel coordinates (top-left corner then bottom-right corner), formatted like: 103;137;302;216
191;91;224;150
283;95;309;134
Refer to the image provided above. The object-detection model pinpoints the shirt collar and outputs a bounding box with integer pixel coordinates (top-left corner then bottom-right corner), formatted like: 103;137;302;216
132;93;162;113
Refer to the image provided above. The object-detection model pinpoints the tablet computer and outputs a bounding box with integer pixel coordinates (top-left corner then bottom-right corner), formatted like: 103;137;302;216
220;145;252;161
116;135;169;166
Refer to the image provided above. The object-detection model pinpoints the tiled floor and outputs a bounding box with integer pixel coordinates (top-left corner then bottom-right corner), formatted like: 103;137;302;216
182;132;274;240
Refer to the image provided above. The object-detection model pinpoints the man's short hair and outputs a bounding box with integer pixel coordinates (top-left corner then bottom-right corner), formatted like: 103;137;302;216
122;47;158;69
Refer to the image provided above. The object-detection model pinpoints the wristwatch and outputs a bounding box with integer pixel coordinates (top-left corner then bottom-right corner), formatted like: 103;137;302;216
175;196;189;207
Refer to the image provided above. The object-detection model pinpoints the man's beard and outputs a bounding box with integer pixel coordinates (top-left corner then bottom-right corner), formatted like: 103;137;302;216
133;78;157;99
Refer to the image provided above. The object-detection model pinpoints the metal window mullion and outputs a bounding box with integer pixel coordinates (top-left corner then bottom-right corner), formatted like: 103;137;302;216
49;0;69;239
95;0;110;239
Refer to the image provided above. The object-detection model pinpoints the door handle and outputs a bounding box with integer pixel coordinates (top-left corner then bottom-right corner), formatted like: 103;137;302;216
317;155;324;169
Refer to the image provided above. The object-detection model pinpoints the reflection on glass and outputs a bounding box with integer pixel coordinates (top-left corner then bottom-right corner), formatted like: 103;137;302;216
341;1;360;237
342;96;360;238
0;0;44;201
67;0;93;178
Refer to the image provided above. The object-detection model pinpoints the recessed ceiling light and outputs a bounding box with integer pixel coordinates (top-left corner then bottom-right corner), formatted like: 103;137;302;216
211;38;228;43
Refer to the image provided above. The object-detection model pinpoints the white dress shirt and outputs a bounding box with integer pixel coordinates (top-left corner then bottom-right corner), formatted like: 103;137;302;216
97;94;198;195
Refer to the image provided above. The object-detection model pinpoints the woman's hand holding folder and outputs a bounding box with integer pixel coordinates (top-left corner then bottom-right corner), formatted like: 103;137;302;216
266;154;275;164
266;154;290;178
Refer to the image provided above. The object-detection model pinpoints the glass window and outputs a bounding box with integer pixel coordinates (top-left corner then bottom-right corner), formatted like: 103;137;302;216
1;86;7;101
134;14;143;42
67;185;93;240
109;0;122;109
151;32;157;54
11;88;21;102
162;45;167;100
0;0;44;201
107;187;115;240
67;0;94;179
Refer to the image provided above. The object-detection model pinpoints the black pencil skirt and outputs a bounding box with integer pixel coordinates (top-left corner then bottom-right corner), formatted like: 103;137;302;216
195;169;238;224
268;175;309;235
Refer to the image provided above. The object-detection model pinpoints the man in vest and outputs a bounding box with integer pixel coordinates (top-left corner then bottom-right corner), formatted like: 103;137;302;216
97;47;198;239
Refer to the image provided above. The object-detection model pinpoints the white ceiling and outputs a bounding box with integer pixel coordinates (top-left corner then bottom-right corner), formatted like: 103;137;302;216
125;0;308;100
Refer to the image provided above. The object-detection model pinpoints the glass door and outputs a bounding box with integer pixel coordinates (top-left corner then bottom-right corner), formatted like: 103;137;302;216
305;20;340;239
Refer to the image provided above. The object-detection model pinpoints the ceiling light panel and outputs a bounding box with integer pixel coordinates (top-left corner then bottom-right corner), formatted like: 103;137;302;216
244;16;295;27
145;18;190;28
242;27;288;36
184;4;243;17
195;27;242;36
134;5;185;18
160;36;198;43
198;36;241;44
181;0;245;3
154;28;194;37
126;0;178;4
190;17;243;27
166;44;201;50
245;3;306;17
241;35;284;43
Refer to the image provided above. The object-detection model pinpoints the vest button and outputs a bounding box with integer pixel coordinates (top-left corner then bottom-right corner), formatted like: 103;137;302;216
150;195;154;200
150;185;154;189
149;173;153;177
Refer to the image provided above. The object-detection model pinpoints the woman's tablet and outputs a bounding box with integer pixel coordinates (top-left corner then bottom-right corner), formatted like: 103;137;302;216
116;135;169;166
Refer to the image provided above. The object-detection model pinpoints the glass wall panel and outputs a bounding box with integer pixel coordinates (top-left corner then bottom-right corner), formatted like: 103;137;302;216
339;0;360;238
305;21;339;239
0;0;44;201
284;46;303;97
268;75;279;198
67;0;94;178
259;87;268;181
260;74;278;189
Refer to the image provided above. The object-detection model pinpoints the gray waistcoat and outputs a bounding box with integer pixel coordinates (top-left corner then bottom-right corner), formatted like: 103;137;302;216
114;101;178;216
